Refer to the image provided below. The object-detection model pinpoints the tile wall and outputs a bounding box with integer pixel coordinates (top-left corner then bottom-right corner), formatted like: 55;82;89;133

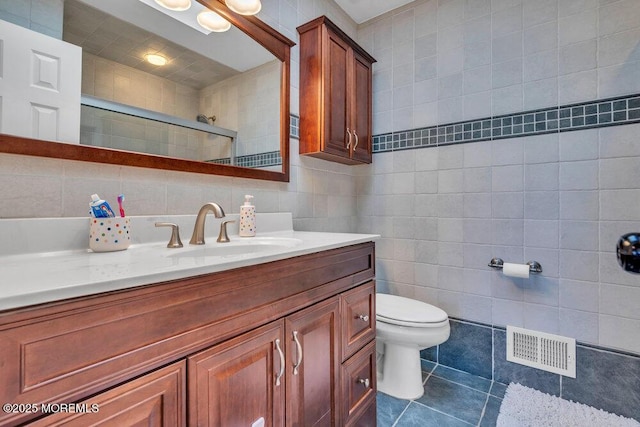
199;59;281;158
0;0;63;39
353;0;640;356
0;0;362;235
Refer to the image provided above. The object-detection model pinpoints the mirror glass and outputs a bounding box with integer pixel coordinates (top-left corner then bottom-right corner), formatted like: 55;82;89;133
0;0;291;181
66;0;282;170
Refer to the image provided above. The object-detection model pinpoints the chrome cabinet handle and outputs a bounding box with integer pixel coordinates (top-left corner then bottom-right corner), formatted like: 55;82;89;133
358;314;369;322
358;378;370;388
346;128;352;149
292;331;303;375
275;338;285;386
353;129;359;150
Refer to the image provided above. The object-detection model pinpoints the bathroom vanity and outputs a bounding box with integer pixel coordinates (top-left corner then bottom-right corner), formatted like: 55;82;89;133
0;216;377;426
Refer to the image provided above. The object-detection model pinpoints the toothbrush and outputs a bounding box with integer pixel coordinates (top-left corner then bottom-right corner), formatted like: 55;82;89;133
117;194;125;217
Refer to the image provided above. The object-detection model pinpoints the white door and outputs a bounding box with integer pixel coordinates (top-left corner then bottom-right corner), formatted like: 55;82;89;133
0;20;81;143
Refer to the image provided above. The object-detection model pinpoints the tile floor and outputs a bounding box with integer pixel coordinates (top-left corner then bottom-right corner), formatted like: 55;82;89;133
377;360;507;426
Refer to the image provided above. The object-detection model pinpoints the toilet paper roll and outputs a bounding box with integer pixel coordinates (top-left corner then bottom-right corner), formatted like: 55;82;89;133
503;262;529;279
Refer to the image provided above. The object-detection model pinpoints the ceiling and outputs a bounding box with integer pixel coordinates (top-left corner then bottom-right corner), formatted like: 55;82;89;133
334;0;414;24
63;0;276;90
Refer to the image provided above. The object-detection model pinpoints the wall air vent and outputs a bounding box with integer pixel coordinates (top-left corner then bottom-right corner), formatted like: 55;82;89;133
506;326;576;378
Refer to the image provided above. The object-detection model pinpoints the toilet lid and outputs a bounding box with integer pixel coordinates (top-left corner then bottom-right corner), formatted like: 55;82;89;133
376;294;448;326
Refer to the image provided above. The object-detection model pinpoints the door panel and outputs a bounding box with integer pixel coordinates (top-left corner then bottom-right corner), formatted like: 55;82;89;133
285;297;340;426
324;30;350;157
188;321;285;427
0;20;81;143
28;362;186;427
351;52;372;163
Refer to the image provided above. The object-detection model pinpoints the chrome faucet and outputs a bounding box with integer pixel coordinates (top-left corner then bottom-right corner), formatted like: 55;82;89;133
190;203;226;245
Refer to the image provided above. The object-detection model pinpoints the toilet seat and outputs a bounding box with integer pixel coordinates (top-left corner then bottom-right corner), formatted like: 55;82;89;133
377;294;448;327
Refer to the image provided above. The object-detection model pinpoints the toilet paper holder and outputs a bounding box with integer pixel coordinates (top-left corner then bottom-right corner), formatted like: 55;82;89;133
488;258;543;274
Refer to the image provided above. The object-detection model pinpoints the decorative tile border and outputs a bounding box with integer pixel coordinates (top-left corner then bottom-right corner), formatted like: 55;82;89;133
205;114;299;169
207;150;282;168
373;93;640;153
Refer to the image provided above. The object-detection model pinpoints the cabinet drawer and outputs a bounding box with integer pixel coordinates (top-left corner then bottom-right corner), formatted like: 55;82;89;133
341;281;375;361
346;395;376;427
29;361;186;427
341;340;376;426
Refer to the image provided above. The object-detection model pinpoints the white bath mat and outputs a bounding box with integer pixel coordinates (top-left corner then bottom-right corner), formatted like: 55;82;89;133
496;383;640;427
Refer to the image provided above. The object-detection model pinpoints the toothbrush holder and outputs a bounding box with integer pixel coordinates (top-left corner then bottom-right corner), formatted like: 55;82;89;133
89;218;131;252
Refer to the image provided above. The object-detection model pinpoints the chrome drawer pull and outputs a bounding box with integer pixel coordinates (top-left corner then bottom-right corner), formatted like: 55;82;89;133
275;338;285;386
358;378;370;388
358;314;369;322
353;129;359;150
292;331;303;375
346;128;352;149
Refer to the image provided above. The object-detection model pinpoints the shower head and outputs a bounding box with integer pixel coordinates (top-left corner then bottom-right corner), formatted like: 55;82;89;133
196;114;217;124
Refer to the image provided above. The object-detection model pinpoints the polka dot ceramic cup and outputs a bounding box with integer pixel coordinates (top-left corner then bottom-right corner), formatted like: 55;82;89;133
89;218;131;252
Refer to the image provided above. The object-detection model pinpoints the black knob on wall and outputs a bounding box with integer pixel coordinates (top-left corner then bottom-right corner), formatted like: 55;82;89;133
617;233;640;274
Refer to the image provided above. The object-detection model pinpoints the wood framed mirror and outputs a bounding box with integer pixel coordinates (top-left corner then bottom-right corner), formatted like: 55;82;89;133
0;0;294;182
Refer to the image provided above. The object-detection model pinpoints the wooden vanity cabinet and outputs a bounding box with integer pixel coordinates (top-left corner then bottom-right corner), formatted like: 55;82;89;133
0;242;376;427
188;298;340;427
189;285;375;427
298;16;375;165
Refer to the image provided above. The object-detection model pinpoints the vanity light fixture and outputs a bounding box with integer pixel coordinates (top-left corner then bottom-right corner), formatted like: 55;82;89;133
145;53;168;66
225;0;262;15
154;0;191;11
197;10;231;32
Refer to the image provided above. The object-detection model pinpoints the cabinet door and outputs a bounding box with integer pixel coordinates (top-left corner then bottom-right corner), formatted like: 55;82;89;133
188;321;285;427
350;51;373;164
285;297;340;426
324;28;351;158
28;362;186;427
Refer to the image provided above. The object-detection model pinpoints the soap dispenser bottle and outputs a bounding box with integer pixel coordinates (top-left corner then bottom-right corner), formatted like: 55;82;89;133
239;195;256;237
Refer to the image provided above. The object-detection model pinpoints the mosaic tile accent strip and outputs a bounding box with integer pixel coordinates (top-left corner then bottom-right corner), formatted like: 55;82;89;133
207;150;282;168
373;93;640;153
236;150;282;168
206;115;297;168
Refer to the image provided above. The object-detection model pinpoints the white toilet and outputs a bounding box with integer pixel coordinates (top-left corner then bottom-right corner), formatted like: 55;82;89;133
376;293;450;400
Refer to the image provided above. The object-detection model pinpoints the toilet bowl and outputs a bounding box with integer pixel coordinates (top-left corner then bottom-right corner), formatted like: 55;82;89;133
376;293;450;400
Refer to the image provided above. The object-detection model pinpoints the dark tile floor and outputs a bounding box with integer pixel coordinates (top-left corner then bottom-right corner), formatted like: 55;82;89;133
377;361;507;426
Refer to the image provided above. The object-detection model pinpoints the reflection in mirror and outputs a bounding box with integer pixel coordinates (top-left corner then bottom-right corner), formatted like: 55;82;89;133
64;0;282;170
80;100;236;164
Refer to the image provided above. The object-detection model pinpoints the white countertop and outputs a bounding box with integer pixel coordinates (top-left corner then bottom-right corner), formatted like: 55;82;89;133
0;214;378;311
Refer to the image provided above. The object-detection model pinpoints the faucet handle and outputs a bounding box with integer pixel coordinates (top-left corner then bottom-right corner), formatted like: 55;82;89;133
217;220;236;243
155;222;184;248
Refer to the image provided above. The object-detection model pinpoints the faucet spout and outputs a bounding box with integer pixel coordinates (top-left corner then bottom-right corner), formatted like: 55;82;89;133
190;203;226;245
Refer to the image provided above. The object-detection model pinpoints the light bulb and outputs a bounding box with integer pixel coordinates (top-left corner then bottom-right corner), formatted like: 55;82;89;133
197;10;231;32
225;0;261;15
145;54;168;66
154;0;191;12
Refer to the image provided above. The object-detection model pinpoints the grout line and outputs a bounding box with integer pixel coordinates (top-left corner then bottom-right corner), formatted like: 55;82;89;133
390;400;412;427
410;399;477;426
429;371;493;395
476;391;493;427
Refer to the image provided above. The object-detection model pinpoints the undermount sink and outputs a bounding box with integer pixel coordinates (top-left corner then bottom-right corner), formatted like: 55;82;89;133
167;237;303;259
